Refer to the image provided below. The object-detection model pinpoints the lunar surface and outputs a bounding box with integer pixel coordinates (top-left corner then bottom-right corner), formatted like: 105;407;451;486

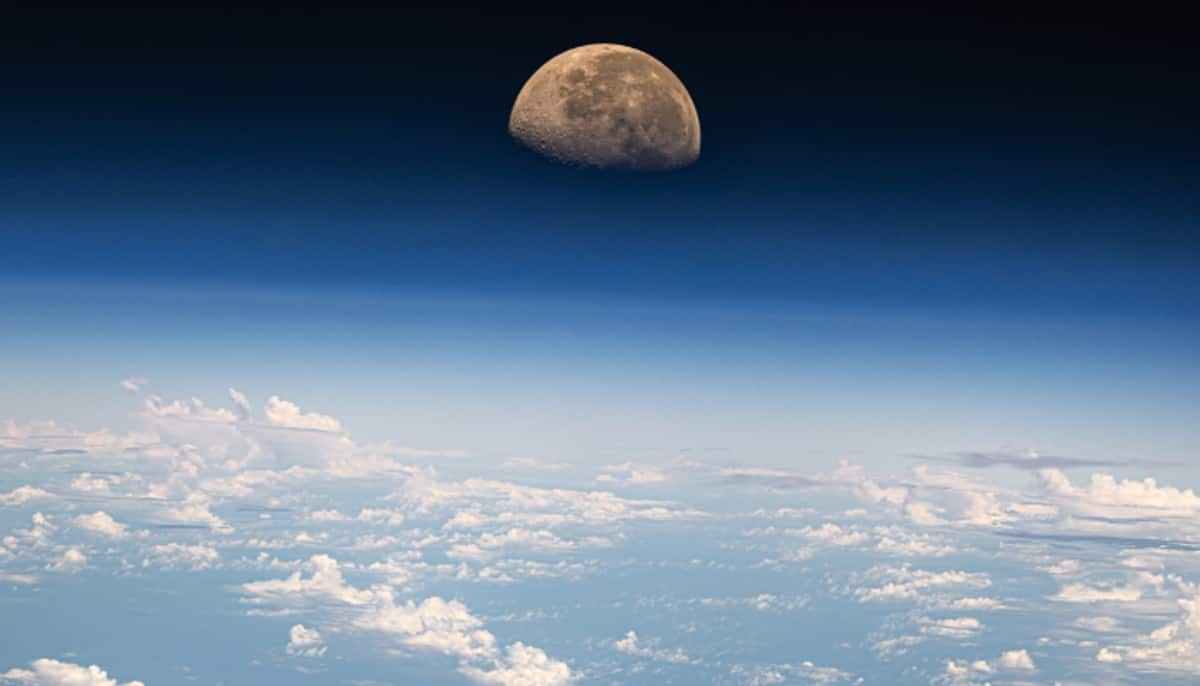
509;43;700;170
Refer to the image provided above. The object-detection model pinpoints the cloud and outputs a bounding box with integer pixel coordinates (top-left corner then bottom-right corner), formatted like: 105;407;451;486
399;603;566;676
718;466;822;491
228;388;252;421
118;377;147;394
871;633;928;658
903;500;947;526
749;507;818;519
239;554;572;684
996;649;1036;670
0;486;55;508
70;473;124;495
0;419;159;465
833;461;906;508
308;509;349;522
8;383;1200;685
355;508;406;527
927;449;1131;471
13;512;56;546
940;658;993;683
903;466;1015;527
1052;582;1146;603
393;476;705;529
1119;549;1189;570
144;394;238;423
688;593;809;613
263;396;342;433
73;511;129;539
935;596;1004;611
158;495;230;532
1;659;144;686
0;571;39;585
596;462;668;486
939;649;1035;685
1073;616;1122;632
133;389;421;475
1038;559;1083;576
446;528;609;563
1037;469;1200;519
833;456;1200;552
613;630;692;664
356;596;497;661
750;520;958;561
919;616;984;639
875;617;989;659
729;661;858;685
144;543;220;571
459;642;574;686
459;558;598;585
833;459;1033;534
46;548;87;573
788;523;870;547
872;527;957;557
849;564;991;604
1099;581;1200;674
286;624;327;657
241;554;390;607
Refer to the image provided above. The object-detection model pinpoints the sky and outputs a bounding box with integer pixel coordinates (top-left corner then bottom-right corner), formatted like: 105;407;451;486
1;4;1198;686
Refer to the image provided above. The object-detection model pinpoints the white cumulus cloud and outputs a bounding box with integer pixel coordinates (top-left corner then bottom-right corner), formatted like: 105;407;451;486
286;624;327;657
263;396;343;433
0;486;55;508
47;548;87;573
73;511;129;539
1;658;144;686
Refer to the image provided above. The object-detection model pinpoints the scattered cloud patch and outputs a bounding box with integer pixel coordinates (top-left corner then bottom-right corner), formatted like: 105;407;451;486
849;564;992;604
613;630;692;664
73;511;129;539
1;659;144;686
263;396;342;433
286;624;327;657
0;486;55;508
118;377;147;394
47;548;87;573
144;543;220;571
597;462;668;486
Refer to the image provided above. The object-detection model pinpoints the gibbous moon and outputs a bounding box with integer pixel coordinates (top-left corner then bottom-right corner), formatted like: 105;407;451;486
509;43;700;170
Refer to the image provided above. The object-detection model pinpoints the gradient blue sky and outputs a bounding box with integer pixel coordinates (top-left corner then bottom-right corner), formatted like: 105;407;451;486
1;4;1197;468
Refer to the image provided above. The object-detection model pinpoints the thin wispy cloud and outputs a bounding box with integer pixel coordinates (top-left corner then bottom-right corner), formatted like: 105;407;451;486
914;449;1174;471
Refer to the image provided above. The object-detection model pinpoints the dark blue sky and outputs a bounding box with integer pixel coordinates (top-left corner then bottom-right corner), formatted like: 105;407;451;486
3;4;1196;312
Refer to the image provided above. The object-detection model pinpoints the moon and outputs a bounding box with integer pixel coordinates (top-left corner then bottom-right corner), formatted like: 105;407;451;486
509;43;700;170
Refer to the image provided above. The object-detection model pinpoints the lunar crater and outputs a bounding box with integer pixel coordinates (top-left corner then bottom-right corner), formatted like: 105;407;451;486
509;43;700;170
